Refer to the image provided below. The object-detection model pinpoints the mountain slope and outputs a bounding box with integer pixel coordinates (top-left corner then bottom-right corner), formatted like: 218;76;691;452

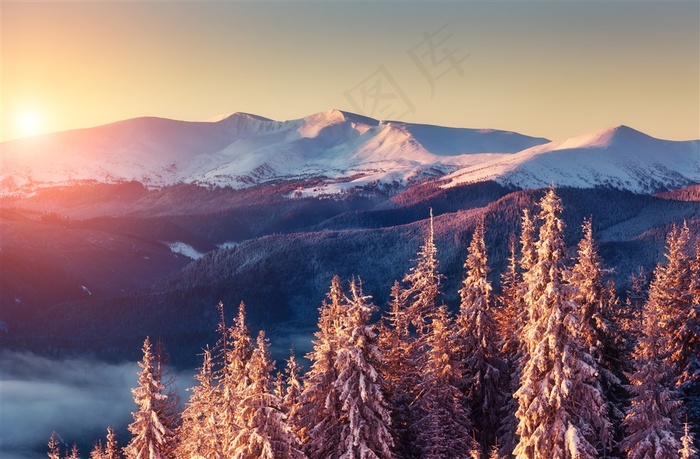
0;109;548;196
6;187;699;364
444;125;700;193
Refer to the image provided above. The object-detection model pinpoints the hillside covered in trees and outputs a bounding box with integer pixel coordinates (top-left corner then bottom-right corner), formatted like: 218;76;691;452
46;189;699;459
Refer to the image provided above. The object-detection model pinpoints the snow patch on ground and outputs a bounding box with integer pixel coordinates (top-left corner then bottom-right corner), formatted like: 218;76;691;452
167;242;205;260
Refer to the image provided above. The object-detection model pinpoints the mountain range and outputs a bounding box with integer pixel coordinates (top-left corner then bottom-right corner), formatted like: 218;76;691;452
3;109;697;196
1;110;699;365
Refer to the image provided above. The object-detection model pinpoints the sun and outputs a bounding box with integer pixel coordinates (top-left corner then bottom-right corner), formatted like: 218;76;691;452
16;108;44;138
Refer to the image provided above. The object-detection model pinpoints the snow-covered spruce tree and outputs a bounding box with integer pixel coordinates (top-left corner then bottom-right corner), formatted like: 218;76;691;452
496;235;525;365
648;224;700;444
455;217;504;452
402;209;442;339
621;296;683;458
333;279;394;459
681;420;699;459
274;370;286;402
568;218;625;454
105;427;121;459
177;348;224;459
123;337;176;459
514;189;610;459
67;444;81;459
378;281;418;459
213;301;255;455
48;432;62;459
647;224;696;386
691;241;700;308
230;330;306;459
93;441;106;459
688;241;700;435
229;301;255;395
617;267;648;363
502;207;542;458
283;348;304;442
496;236;525;459
302;276;345;458
568;219;610;359
153;339;180;443
414;304;474;458
90;440;105;459
206;301;232;457
518;209;536;284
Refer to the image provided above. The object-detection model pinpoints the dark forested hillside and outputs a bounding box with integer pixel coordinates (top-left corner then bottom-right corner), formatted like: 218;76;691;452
2;181;699;366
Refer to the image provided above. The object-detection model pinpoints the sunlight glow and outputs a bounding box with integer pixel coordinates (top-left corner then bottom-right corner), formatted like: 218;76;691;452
16;108;44;139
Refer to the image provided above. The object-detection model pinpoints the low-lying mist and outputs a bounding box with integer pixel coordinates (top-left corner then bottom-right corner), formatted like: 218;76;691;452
0;350;192;459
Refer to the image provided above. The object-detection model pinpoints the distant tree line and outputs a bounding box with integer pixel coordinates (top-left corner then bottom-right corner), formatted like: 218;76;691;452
48;189;699;459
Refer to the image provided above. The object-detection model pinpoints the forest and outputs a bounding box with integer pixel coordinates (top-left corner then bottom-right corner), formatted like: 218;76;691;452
46;189;699;459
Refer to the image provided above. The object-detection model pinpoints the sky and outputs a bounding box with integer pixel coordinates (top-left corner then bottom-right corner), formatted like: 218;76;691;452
2;1;698;143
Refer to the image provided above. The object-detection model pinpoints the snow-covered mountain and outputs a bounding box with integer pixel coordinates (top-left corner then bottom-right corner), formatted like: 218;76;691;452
0;109;547;196
2;112;697;196
443;125;699;194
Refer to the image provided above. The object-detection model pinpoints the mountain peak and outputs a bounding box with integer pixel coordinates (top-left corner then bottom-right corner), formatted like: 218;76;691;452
304;109;378;125
600;124;648;140
209;112;273;123
298;109;379;138
558;124;653;150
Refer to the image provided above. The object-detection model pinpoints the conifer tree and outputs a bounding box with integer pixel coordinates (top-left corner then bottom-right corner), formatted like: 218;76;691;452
414;304;474;458
213;301;255;455
207;301;232;456
302;276;345;459
496;235;524;363
622;296;683;458
455;218;503;452
680;420;699;459
283;348;304;443
90;441;105;459
646;224;696;386
123;337;175;459
397;210;443;456
691;241;700;307
177;348;223;459
334;279;394;459
688;241;700;434
105;427;121;459
48;432;62;459
153;339;180;439
230;330;306;459
402;209;441;338
648;225;700;442
67;444;81;459
569;219;608;358
568;219;624;454
496;236;525;459
514;189;610;459
274;370;286;402
519;209;536;280
378;281;417;458
618;267;647;357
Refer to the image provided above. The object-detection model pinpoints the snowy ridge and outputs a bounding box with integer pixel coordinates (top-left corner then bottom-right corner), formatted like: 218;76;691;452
0;110;546;196
443;125;700;194
2;112;696;196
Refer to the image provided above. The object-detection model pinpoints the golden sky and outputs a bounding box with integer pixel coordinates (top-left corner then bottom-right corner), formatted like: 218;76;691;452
2;1;698;142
